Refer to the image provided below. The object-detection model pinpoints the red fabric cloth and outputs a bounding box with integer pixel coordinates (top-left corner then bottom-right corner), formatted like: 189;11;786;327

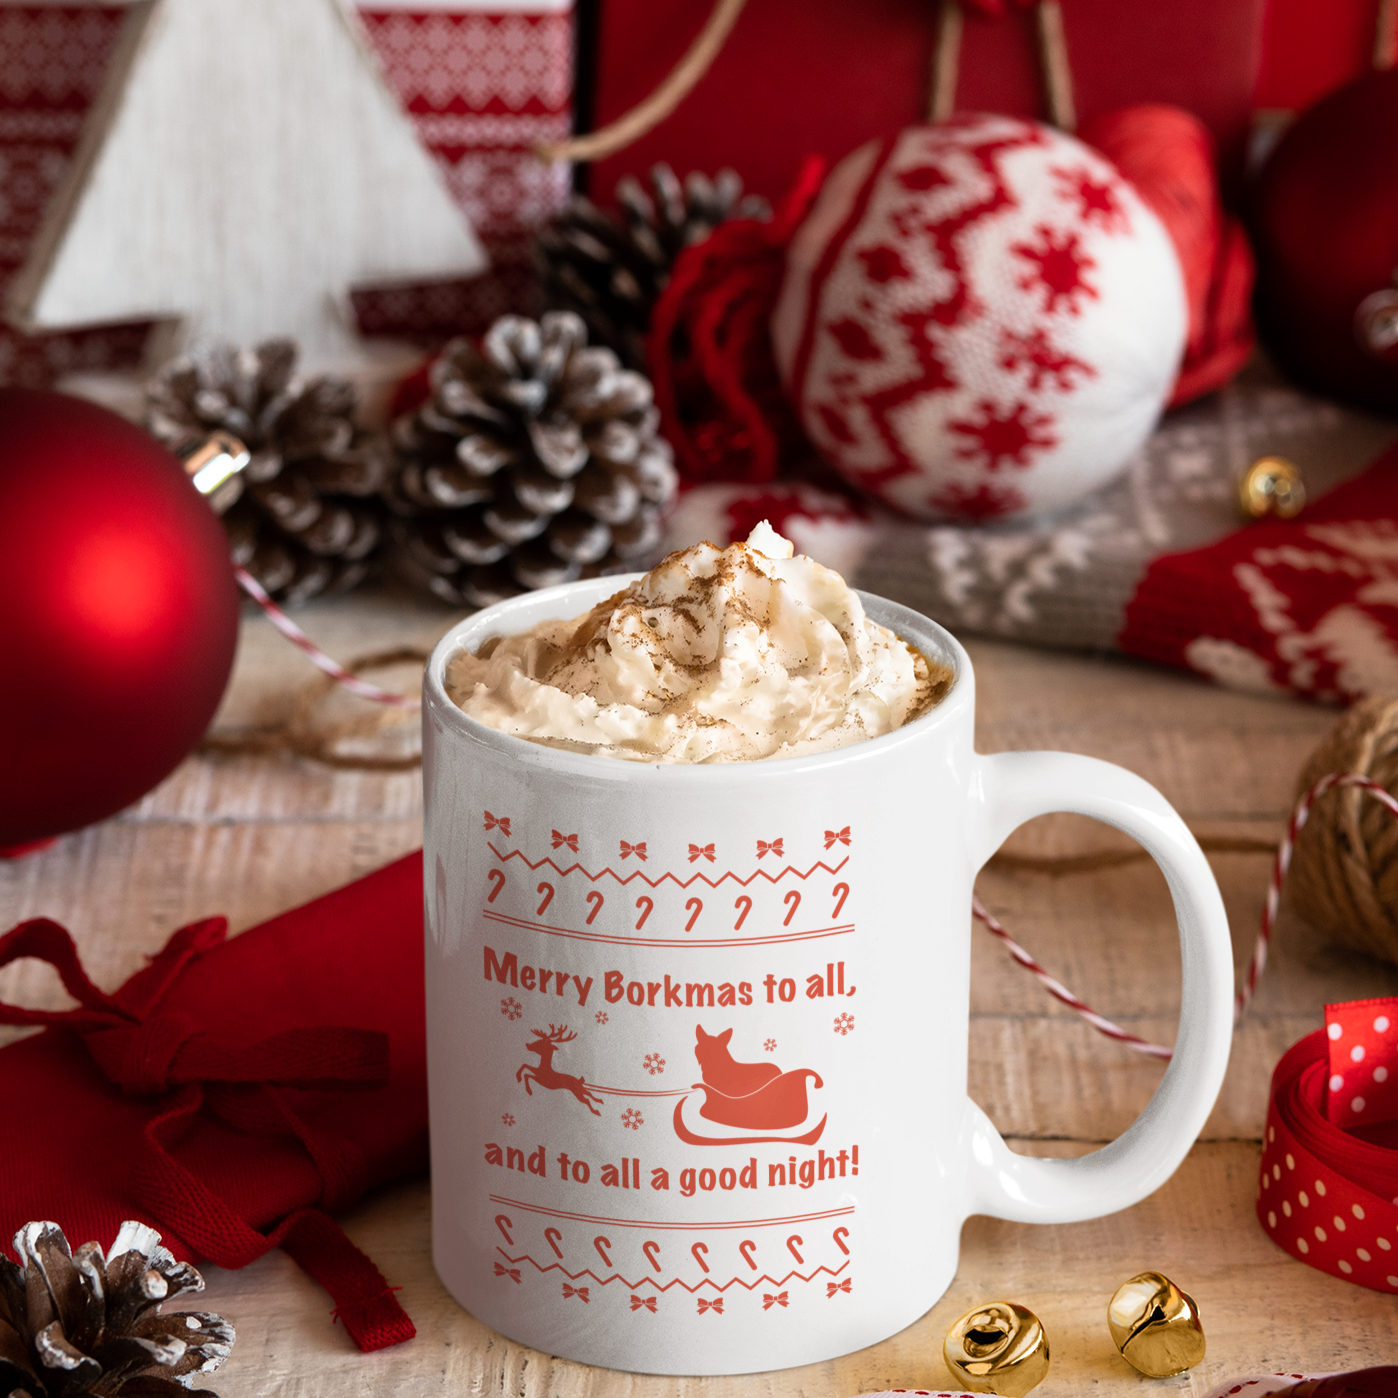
0;852;427;1351
1118;444;1398;704
1257;1001;1398;1294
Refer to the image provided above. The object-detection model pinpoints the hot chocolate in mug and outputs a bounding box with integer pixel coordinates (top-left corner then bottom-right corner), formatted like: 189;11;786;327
422;578;1233;1375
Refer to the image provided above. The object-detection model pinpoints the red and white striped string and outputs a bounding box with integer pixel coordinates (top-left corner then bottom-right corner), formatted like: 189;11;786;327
234;566;420;709
975;772;1398;1060
972;892;1175;1060
235;574;1398;1055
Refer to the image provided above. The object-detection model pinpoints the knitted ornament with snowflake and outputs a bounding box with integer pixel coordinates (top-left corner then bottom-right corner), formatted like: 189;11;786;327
771;114;1188;522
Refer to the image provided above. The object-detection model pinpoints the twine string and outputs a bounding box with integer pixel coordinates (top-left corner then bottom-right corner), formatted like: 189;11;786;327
535;0;750;164
1377;0;1398;70
976;772;1398;1061
928;0;964;123
1035;0;1076;132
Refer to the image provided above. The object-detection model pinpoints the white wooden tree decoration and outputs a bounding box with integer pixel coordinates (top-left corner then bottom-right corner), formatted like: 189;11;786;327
6;0;487;363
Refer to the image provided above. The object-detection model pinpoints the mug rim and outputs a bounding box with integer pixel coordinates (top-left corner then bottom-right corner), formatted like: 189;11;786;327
423;573;973;778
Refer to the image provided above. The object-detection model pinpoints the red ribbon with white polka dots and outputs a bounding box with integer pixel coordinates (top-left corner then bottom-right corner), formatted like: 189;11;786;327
1257;997;1398;1293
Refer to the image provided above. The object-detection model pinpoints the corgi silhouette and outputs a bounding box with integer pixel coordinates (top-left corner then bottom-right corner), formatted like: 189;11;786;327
686;1024;823;1134
694;1025;781;1096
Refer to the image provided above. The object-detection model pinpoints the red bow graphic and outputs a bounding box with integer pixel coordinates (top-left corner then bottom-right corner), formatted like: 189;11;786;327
484;811;511;836
620;841;647;860
696;1297;723;1314
756;838;783;859
493;1262;521;1283
629;1295;657;1312
826;1279;852;1297
551;830;578;851
762;1291;788;1310
823;826;851;849
688;843;715;863
562;1284;590;1302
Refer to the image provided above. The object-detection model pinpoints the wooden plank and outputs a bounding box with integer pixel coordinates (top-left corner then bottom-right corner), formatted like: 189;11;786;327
192;1146;1398;1398
966;637;1339;819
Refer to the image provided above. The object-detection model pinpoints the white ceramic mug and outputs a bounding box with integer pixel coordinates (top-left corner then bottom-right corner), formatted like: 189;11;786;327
422;578;1233;1376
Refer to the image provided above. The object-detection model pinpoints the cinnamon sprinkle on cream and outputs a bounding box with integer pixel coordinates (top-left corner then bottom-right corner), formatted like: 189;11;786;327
445;522;952;762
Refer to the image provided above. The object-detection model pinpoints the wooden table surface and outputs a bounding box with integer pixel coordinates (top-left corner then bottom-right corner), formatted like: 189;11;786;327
4;588;1397;1397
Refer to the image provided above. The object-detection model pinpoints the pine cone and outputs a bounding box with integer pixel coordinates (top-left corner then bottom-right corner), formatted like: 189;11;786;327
146;340;390;605
538;164;770;371
0;1221;234;1398
385;311;678;609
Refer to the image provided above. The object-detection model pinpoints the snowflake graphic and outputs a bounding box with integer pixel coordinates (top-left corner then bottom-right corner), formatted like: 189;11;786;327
834;1013;855;1036
501;1113;515;1127
998;326;1096;394
500;997;522;1021
643;1053;666;1075
764;1039;777;1052
595;1011;609;1025
950;399;1057;472
1051;164;1128;232
621;1108;644;1130
927;480;1026;520
1011;224;1100;316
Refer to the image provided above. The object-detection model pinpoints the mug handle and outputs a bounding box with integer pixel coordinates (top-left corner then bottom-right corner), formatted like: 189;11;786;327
961;750;1233;1224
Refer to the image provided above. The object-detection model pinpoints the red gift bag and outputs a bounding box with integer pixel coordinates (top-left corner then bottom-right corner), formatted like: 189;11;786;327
0;852;427;1352
587;0;1267;205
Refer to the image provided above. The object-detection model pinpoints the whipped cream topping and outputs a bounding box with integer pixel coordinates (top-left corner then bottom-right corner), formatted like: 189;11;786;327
445;523;952;763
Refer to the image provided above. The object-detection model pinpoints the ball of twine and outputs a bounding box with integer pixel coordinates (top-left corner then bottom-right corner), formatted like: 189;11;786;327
1290;695;1398;965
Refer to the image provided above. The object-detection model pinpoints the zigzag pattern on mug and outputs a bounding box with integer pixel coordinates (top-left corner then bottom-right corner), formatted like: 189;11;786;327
497;1249;851;1295
488;844;850;888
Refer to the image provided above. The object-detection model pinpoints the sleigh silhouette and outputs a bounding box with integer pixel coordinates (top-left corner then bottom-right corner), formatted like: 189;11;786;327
674;1071;826;1145
701;1065;822;1128
673;1024;827;1145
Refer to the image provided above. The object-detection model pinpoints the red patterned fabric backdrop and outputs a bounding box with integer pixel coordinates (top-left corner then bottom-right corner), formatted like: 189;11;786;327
0;5;146;386
0;1;573;387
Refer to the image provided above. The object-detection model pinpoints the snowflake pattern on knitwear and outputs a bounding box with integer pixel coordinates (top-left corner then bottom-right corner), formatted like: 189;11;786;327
772;114;1187;522
1119;452;1398;705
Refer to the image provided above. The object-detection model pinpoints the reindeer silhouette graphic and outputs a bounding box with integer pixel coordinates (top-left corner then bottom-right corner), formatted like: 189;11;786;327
517;1024;604;1115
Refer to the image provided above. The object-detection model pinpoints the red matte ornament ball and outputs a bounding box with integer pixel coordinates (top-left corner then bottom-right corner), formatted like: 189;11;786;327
0;388;240;846
1253;68;1398;415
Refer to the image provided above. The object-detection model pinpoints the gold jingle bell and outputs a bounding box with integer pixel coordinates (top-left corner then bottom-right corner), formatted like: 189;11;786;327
1107;1271;1206;1378
943;1301;1050;1397
1237;455;1306;520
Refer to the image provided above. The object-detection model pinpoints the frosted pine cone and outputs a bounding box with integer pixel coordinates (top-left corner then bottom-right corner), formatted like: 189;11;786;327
385;311;677;609
538;164;769;370
0;1221;234;1397
146;340;390;604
